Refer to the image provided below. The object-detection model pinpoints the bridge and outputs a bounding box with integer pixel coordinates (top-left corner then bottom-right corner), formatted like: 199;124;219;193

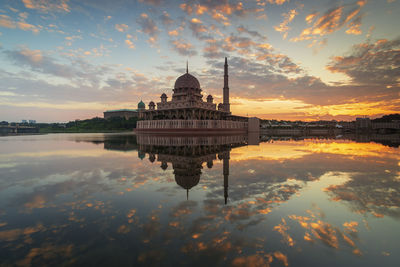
372;122;400;130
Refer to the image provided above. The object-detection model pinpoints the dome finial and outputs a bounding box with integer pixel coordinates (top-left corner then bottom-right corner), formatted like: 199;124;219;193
186;60;188;73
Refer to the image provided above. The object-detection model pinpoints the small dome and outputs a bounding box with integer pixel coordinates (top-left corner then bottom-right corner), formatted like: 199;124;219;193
161;93;167;98
207;94;213;99
149;101;155;106
138;151;145;160
174;73;200;89
161;162;168;170
138;100;145;109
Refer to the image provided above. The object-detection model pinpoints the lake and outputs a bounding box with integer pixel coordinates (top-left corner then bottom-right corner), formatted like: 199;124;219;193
0;133;399;266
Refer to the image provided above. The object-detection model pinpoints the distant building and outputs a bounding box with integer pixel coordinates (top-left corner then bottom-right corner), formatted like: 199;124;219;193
356;118;371;129
103;101;146;120
29;120;36;124
22;120;27;123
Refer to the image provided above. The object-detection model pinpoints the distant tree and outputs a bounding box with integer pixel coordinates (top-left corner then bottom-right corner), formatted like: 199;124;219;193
372;114;400;123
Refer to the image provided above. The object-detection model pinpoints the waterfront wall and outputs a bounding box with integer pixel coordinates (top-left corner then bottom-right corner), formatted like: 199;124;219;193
0;126;39;135
136;120;247;132
261;128;342;136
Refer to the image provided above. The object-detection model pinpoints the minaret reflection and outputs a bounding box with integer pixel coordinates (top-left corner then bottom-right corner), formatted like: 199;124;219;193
218;150;230;204
137;135;247;204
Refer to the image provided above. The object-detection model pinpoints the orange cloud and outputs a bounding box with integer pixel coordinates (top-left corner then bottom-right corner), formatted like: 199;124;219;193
195;4;208;15
291;2;365;42
191;18;202;24
125;39;135;49
168;29;179;36
171;39;197;56
115;24;129;32
0;15;15;28
274;9;298;39
305;12;318;24
273;218;295;246
0;15;40;33
22;0;70;13
273;251;289;267
232;254;273;267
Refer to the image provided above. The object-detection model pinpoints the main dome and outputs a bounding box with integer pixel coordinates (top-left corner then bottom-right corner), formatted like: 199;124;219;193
174;73;200;89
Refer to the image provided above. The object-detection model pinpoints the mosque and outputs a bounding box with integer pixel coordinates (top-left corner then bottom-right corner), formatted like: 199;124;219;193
105;58;259;133
136;58;259;133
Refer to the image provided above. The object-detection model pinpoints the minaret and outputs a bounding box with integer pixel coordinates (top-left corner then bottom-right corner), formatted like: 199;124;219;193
223;57;230;114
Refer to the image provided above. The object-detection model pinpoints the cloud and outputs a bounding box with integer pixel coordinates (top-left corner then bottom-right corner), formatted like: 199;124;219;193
237;25;266;40
136;13;159;45
291;1;366;42
115;24;128;32
345;14;363;35
0;14;40;34
22;0;70;13
125;39;135;49
0;15;17;29
160;11;173;26
305;12;318;24
326;38;400;86
267;0;289;5
211;10;231;26
203;40;227;59
180;0;260;24
168;29;179;36
138;0;162;6
4;47;110;86
189;19;208;39
274;9;298;39
170;40;197;56
203;51;399;109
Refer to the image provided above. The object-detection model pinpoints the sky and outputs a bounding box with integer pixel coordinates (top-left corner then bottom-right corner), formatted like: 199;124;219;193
0;0;399;122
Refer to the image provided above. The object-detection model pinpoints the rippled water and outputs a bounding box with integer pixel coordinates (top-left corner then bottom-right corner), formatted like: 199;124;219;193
0;133;399;266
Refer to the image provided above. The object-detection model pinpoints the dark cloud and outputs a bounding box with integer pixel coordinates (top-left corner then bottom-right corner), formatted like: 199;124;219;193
201;43;399;106
160;11;173;26
170;39;197;56
136;13;159;45
327;38;400;86
188;19;209;39
236;25;266;40
3;47;110;87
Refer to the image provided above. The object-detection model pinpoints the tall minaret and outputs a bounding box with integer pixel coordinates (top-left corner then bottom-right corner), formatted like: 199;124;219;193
223;57;230;113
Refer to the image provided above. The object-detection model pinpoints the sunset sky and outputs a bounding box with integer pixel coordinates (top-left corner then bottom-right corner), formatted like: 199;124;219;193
0;0;399;122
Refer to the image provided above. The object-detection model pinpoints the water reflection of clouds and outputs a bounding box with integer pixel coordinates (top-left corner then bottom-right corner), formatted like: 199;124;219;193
0;135;399;265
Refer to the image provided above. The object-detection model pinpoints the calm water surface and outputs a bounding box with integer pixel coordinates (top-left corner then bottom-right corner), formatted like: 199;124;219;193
0;133;399;266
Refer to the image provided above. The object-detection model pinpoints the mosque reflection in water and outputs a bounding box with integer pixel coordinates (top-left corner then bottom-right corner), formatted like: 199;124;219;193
136;135;251;204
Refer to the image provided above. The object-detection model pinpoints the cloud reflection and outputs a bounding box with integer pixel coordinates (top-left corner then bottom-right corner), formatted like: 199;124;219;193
0;134;399;265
